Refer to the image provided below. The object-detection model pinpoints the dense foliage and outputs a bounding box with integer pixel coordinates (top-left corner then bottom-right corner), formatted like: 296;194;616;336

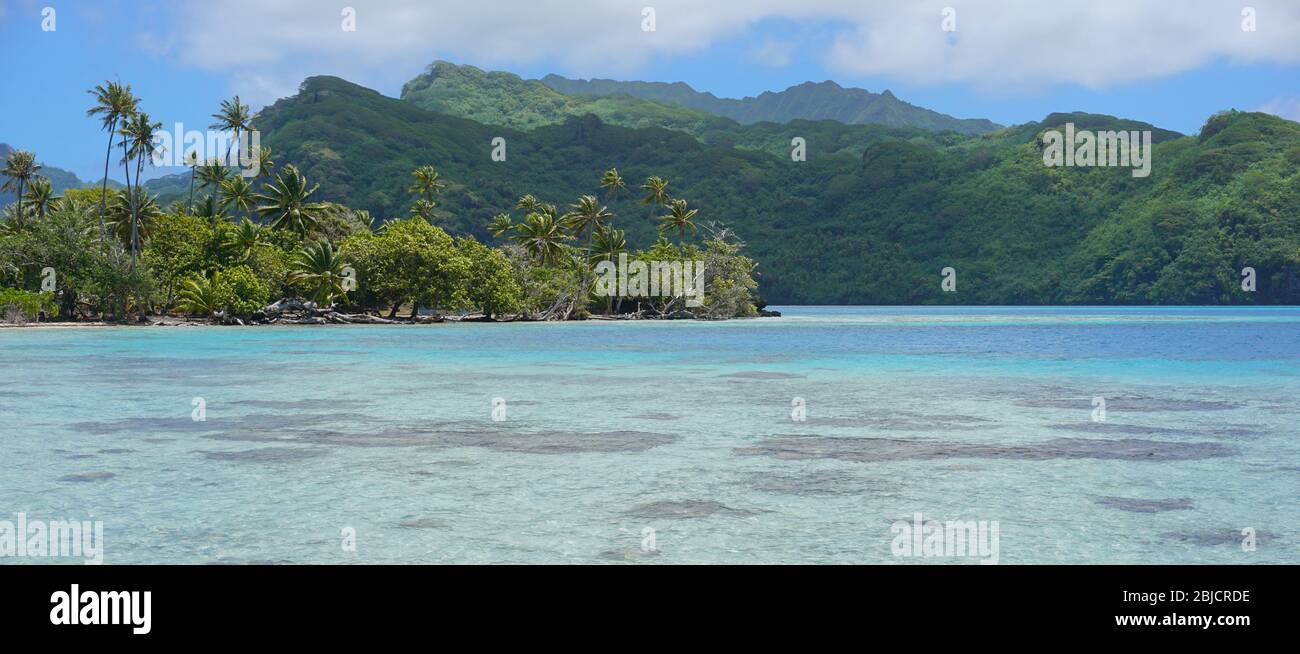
255;75;1300;304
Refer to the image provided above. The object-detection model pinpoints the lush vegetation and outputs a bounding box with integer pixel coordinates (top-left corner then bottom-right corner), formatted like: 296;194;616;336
540;73;1001;134
253;74;1300;304
7;67;1299;309
0;82;763;323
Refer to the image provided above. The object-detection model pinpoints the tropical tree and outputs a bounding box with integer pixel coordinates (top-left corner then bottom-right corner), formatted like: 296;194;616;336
119;111;163;269
253;145;275;181
589;225;627;266
176;275;223;320
254;164;330;235
184;150;200;214
223;217;267;263
23;177;58;218
589;225;627;314
658;198;699;239
513;210;569;265
210;95;252;166
640;176;669;207
219;176;255;221
407;165;445;222
514;194;541;214
600;168;626;199
561;195;612;241
86;81;137;238
193;193;229;237
107;187;161;249
290;238;351;306
488;213;514;239
1;150;40;220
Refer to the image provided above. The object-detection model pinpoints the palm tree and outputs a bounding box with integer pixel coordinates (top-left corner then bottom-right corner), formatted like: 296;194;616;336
640;176;669;207
658;198;698;239
1;150;40;220
254;164;330;235
561;195;612;240
408;165;445;202
407;165;444;222
488;213;514;239
514;194;541;214
210;95;252;166
253;145;275;181
589;225;627;315
184;150;200;214
86;81;137;238
107;187;161;248
23;177;58;218
513;210;569;265
176;275;223;320
290;239;351;307
120;111;163;269
193;193;229;237
219;176;255;221
600;168;626;199
196;157;232;232
223;217;266;263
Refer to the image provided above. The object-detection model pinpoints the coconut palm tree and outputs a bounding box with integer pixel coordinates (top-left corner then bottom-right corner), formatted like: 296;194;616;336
290;239;351;307
408;165;445;203
193;193;229;238
219;176;255;222
514;194;541;214
600;168;626;199
184;150;200;214
561;195;612;241
488;213;514;239
658;198;698;239
210;95;252;166
513;210;569;265
120;111;162;269
107;187;161;248
176;275;224;321
23;177;58;218
254;164;330;236
1;150;40;220
589;225;627;315
253;145;275;181
223;217;266;263
640;176;669;207
86;81;138;238
406;165;444;222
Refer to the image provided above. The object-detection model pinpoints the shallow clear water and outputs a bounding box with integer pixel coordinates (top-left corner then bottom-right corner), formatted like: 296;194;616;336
1;306;1297;564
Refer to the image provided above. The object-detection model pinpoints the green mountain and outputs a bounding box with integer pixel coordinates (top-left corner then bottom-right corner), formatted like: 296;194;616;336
541;74;1002;135
255;75;1300;305
401;61;734;134
0;143;92;206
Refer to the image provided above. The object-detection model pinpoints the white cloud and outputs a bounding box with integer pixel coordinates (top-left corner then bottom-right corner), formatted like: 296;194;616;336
750;37;796;67
149;0;1300;105
1257;96;1300;122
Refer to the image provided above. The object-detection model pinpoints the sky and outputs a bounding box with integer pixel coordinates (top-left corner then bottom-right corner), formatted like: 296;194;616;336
2;0;1298;183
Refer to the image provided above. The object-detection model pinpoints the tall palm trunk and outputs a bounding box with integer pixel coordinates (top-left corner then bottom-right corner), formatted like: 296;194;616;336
97;117;117;240
131;151;145;271
15;178;24;221
121;141;132;257
187;166;195;215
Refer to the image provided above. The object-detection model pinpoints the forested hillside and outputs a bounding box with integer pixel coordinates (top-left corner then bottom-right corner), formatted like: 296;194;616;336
247;75;1300;305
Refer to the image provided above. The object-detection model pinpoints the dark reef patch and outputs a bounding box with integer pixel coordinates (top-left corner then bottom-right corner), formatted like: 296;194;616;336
736;436;1236;462
624;500;757;520
199;447;328;463
1096;496;1195;513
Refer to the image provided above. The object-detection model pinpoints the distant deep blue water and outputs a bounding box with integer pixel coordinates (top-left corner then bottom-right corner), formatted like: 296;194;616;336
1;306;1297;563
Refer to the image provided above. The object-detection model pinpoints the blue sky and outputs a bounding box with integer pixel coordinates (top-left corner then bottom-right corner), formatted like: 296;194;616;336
2;0;1298;183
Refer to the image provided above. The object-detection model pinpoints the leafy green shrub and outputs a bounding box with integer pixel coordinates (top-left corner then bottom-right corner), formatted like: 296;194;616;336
0;288;57;322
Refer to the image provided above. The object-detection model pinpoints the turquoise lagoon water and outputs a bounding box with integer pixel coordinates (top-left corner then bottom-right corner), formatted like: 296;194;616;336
1;306;1297;564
